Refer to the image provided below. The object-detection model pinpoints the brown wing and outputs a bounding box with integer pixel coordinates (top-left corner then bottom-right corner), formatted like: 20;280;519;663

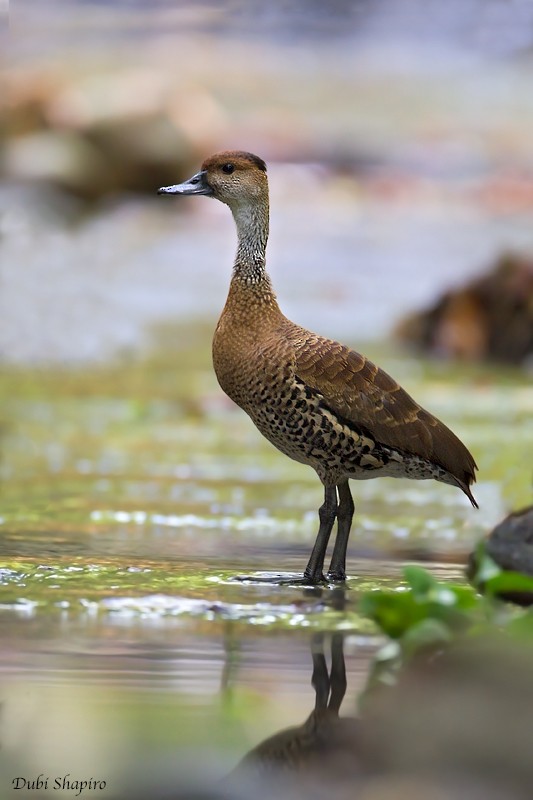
291;327;478;504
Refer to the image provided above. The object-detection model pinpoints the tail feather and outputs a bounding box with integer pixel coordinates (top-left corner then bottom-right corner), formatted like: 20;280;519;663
428;415;478;508
459;479;479;509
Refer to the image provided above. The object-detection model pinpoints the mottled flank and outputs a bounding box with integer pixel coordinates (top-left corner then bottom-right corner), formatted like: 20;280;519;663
291;326;478;502
161;150;478;583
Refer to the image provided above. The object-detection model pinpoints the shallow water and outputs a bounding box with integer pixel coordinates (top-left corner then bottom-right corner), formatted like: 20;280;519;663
1;325;531;796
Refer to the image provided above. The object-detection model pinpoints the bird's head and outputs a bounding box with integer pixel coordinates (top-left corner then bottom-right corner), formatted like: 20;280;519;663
158;150;268;211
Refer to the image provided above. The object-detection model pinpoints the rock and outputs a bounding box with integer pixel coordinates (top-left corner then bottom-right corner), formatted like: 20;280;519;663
396;254;533;365
4;130;109;199
5;66;223;203
484;506;533;573
468;506;533;605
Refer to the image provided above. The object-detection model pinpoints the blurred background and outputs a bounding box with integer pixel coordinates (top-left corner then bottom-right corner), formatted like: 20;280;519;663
4;0;533;363
1;2;533;798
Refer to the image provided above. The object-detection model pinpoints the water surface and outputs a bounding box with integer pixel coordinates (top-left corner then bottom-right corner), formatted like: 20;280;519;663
1;330;530;800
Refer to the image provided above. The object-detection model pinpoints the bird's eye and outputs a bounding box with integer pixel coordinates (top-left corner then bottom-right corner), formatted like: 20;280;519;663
221;163;234;174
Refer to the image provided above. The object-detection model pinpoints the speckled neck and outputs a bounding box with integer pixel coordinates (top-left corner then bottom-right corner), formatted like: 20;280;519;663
231;199;271;288
219;191;282;330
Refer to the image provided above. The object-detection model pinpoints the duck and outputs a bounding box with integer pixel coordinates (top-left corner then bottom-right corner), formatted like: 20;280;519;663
158;150;477;584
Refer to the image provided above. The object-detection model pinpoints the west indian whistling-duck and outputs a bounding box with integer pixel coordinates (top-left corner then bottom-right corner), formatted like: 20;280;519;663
158;151;477;584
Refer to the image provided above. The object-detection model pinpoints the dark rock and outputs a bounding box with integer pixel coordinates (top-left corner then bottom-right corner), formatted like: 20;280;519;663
484;506;533;573
396;254;533;365
468;506;533;605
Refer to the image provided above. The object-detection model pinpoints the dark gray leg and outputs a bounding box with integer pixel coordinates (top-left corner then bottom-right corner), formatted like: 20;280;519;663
328;633;347;713
311;633;330;711
327;480;354;581
304;485;338;584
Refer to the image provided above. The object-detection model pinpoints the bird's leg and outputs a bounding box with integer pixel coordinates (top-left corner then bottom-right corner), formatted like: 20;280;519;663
311;633;330;711
327;480;354;581
328;632;347;713
304;485;338;584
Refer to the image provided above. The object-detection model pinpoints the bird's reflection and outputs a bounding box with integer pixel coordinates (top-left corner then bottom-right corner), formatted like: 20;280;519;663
107;622;533;800
225;631;360;795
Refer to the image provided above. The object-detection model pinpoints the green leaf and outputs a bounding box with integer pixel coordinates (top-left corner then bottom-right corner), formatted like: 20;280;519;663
427;586;457;606
359;590;425;638
404;565;438;597
472;545;502;585
402;618;452;658
445;584;480;611
485;570;533;598
360;572;482;640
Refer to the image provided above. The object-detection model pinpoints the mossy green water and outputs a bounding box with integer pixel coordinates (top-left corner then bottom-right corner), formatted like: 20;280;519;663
1;324;531;629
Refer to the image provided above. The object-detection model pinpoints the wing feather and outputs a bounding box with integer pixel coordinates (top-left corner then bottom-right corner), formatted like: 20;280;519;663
290;327;477;503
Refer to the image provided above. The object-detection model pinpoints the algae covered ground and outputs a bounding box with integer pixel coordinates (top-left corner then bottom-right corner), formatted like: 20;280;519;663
1;324;531;624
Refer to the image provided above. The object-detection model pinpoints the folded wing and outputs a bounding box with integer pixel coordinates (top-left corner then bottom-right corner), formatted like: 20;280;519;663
292;329;478;506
